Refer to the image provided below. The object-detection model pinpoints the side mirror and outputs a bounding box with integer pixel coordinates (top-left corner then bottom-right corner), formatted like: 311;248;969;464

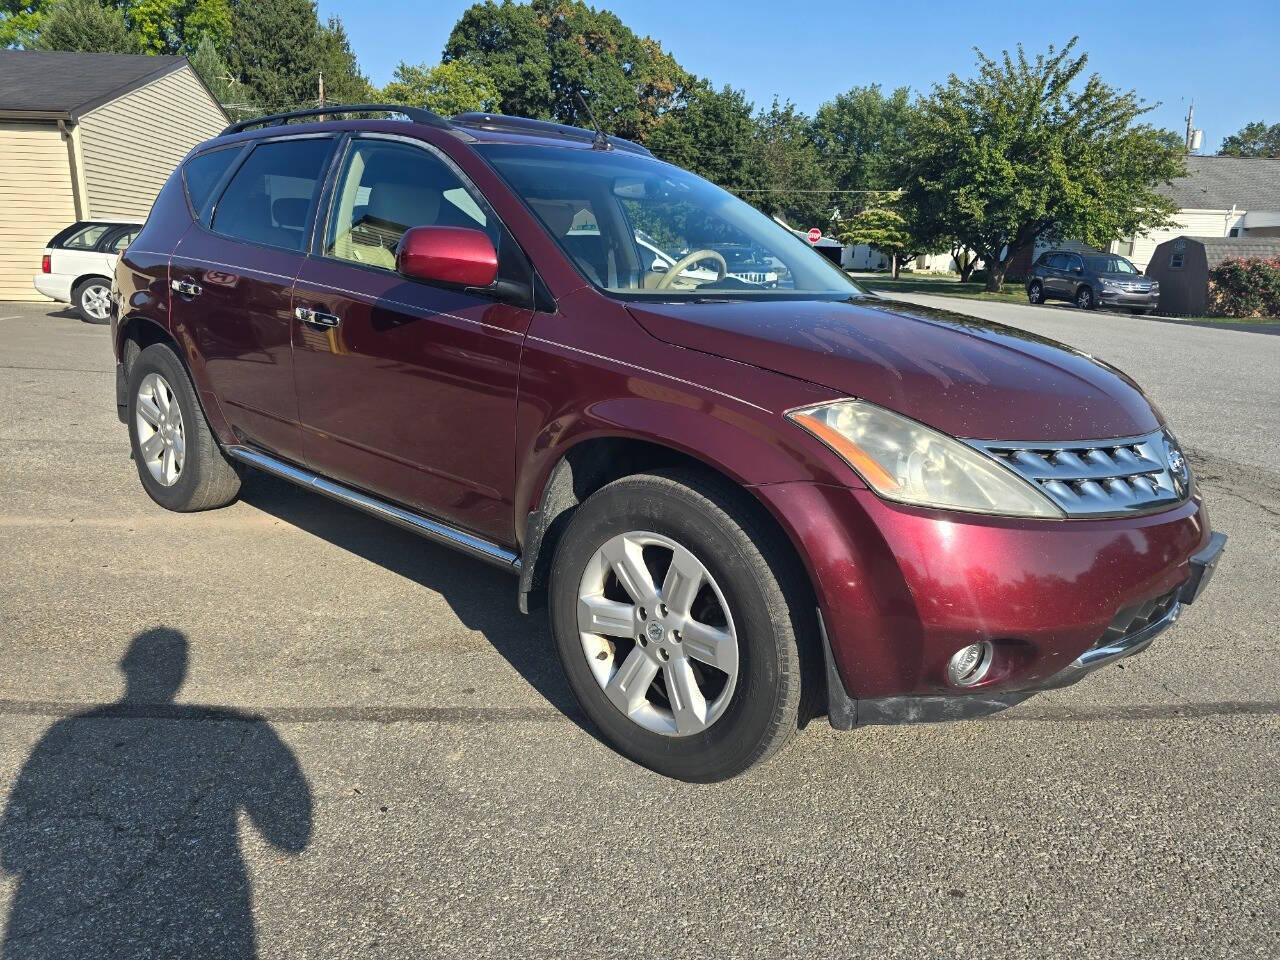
1072;265;1083;274
396;226;498;289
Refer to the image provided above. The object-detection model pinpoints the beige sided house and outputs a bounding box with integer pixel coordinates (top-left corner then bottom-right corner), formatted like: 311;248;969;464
0;51;227;301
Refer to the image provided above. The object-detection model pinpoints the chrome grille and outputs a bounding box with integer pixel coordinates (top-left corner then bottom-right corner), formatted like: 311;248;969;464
967;430;1187;518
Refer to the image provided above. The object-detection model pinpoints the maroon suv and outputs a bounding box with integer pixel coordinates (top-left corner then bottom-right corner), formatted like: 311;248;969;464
112;105;1225;781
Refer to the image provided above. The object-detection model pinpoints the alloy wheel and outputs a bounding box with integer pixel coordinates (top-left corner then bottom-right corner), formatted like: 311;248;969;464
135;372;186;486
81;283;111;321
1076;287;1094;309
577;531;739;736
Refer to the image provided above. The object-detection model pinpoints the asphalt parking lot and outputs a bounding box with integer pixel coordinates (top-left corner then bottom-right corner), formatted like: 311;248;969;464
1;298;1276;958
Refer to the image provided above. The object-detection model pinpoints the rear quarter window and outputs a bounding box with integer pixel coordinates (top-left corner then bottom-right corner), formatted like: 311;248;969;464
63;224;111;249
182;147;242;218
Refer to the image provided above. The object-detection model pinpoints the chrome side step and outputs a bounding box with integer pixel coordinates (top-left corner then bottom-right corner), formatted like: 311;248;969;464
225;445;521;572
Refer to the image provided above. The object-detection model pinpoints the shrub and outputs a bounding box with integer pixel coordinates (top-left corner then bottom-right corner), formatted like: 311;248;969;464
1207;257;1280;317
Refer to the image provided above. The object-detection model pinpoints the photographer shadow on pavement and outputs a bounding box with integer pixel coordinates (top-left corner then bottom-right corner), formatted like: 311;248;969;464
0;628;311;960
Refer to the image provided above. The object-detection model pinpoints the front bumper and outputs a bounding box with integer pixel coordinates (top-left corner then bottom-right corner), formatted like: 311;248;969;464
1099;287;1159;308
750;483;1223;728
834;531;1226;725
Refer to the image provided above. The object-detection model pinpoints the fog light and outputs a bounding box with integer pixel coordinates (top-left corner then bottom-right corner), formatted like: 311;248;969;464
948;641;994;687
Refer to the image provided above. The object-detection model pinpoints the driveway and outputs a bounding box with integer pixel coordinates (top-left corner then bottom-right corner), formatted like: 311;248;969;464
0;301;1276;958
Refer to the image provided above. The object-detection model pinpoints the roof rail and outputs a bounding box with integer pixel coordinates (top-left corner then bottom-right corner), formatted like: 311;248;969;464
451;112;653;156
221;103;451;136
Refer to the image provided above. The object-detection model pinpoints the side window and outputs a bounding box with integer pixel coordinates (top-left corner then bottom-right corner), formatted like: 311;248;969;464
325;139;496;271
211;138;333;252
109;228;139;253
183;147;241;217
1068;255;1083;272
1047;254;1067;270
64;224;111;249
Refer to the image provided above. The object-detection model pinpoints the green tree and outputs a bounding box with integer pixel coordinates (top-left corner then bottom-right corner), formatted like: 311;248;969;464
0;0;50;46
383;59;498;115
811;84;915;200
29;0;137;52
838;207;917;278
901;38;1185;291
443;0;694;142
646;83;757;196
747;97;833;230
189;32;237;103
1219;120;1280;158
126;0;231;55
314;15;373;104
225;0;366;111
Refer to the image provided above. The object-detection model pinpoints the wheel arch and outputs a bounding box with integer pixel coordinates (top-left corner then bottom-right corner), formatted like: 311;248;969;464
516;433;819;624
116;312;235;442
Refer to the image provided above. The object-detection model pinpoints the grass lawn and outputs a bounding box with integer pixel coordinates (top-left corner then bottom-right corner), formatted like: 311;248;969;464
857;273;1028;304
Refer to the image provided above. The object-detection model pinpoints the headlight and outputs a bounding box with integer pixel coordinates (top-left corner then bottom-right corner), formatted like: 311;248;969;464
1102;278;1122;289
788;400;1064;518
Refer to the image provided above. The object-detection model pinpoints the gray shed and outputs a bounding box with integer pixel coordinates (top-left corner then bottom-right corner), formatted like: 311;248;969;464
1146;235;1280;315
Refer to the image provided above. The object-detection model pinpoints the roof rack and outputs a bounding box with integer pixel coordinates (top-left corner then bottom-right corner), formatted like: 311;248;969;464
221;103;451;136
451;112;653;156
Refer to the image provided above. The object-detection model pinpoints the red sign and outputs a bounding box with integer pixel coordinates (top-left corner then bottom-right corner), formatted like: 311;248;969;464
807;228;822;244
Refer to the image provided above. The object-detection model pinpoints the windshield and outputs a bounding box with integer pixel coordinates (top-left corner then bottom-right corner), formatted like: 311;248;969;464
1086;254;1139;274
476;144;866;300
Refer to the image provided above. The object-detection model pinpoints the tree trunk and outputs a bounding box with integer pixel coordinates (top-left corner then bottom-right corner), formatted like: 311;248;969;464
891;253;900;279
985;265;1005;292
959;256;976;283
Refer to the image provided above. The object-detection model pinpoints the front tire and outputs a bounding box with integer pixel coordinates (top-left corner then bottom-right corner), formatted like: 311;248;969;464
1075;285;1095;310
1027;280;1045;304
549;469;810;781
73;278;112;324
127;342;241;511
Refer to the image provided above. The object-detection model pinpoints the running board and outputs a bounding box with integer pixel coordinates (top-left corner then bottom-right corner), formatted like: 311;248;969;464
225;445;521;572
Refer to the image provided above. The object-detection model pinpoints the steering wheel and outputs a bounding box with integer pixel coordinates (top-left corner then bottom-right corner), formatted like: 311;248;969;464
655;249;728;290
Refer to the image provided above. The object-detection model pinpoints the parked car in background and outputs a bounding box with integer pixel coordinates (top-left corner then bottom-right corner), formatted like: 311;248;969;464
34;220;141;323
112;105;1222;781
1027;251;1159;313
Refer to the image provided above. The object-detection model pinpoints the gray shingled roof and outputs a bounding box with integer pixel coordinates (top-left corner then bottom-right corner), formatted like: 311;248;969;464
0;50;187;120
1157;155;1280;211
1167;236;1280;268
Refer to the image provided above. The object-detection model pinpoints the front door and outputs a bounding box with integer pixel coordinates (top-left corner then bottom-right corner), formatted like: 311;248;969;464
169;136;335;462
291;135;532;543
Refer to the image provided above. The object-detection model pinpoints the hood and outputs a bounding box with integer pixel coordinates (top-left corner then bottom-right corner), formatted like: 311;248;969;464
626;296;1161;441
1098;271;1153;285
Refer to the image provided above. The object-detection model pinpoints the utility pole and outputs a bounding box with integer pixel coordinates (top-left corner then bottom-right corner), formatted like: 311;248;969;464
1185;99;1195;151
318;70;325;107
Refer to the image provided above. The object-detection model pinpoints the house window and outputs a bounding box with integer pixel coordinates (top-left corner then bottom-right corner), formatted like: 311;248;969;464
1169;253;1184;269
1115;238;1135;256
1229;228;1239;237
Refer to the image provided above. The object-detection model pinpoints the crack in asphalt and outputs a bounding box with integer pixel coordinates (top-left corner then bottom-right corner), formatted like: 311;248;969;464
0;698;1275;725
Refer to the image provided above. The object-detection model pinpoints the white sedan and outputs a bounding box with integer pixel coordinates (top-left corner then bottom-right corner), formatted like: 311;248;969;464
33;220;141;323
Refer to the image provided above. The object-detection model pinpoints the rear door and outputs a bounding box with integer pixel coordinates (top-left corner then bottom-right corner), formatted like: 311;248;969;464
169;135;336;463
290;133;534;542
1044;253;1069;297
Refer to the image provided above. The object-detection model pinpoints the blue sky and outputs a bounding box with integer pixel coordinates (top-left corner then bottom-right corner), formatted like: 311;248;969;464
321;0;1280;152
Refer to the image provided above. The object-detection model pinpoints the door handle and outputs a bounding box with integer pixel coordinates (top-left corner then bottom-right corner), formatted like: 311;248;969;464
170;278;202;297
294;306;340;328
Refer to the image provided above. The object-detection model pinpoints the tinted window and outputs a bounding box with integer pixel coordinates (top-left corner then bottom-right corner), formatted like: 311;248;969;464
1048;253;1069;270
325;139;495;271
63;224;111;249
211;138;333;252
183;147;241;216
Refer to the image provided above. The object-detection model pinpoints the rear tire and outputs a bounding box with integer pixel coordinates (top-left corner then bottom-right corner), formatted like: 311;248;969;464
549;469;811;782
1027;280;1045;304
127;342;241;511
73;278;112;324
